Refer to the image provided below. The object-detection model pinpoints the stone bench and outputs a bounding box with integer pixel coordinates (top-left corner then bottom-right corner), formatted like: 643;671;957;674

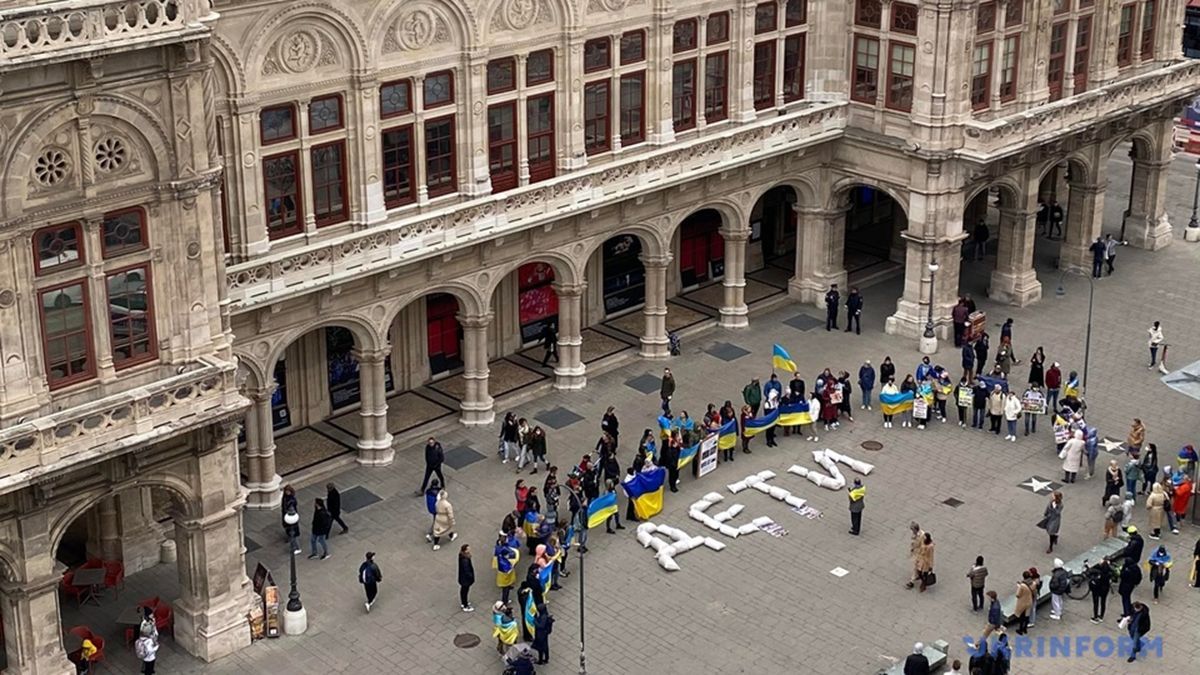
876;639;949;675
1000;536;1129;624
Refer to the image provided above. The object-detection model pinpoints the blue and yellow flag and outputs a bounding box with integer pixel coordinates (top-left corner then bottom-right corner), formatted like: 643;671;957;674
717;419;738;450
677;438;702;469
879;389;915;415
522;590;538;638
537;563;553;592
494;609;518;646
622;466;667;520
657;415;673;435
586;491;617;529
772;344;798;373
777;399;814;426
743;407;780;437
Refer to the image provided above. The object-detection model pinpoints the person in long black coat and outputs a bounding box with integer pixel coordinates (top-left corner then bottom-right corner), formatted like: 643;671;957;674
532;604;554;664
326;483;349;534
660;438;681;493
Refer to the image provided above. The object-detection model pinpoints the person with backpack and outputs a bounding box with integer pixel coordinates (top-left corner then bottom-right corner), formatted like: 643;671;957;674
358;551;382;612
1103;495;1124;540
1087;557;1112;623
1048;559;1070;620
458;544;475;612
135;625;158;674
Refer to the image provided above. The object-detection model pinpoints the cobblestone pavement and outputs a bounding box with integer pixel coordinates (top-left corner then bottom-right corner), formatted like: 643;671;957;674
97;150;1200;674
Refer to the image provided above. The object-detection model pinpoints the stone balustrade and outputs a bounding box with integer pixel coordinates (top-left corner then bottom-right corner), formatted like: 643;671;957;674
0;356;244;490
0;0;211;66
959;59;1200;160
226;101;849;311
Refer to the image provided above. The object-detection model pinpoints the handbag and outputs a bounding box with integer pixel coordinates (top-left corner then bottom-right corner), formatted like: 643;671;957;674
923;570;937;586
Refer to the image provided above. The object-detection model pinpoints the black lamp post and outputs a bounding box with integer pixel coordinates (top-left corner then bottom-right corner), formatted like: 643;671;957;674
567;486;587;675
283;510;303;612
1055;269;1095;392
1188;158;1200;230
923;259;940;339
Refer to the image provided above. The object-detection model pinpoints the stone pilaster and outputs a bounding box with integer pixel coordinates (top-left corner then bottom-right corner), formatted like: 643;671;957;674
788;206;847;308
1124;122;1176;250
1062;174;1107;273
719;229;750;328
885;236;963;341
241;385;281;510
805;0;847;102
639;253;672;359
552;283;587;390
462;51;493;197
353;348;394;466
118;488;164;575
390;300;430;391
988;206;1042;306
458;312;495;426
0;574;74;675
97;496;121;561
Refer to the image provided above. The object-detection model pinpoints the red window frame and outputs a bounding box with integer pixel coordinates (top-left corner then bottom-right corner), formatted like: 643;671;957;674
672;59;697;131
263;151;303;240
1140;0;1156;60
487;102;519;193
106;263;157;370
707;12;730;44
886;42;915;112
584;38;611;73
619;73;645;145
260;104;296;145
782;34;805;103
380;80;413;118
1074;16;1092;93
423;70;455;109
755;2;778;34
487;57;518;95
308;94;344;134
999;36;1019;102
1048;21;1067;101
620;30;646;64
673;18;698;53
970;42;993;110
851;35;879;103
1117;5;1134;66
584;80;611;155
100;207;148;259
32;221;85;276
526;49;555;85
526;94;556;183
39;279;95;389
704;52;729;122
786;0;807;27
753;41;776;110
891;2;918;34
424;116;457;198
856;0;882;28
311;140;349;228
382;125;415;208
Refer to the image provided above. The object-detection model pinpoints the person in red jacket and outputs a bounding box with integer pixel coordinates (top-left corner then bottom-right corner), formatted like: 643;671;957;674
1044;362;1062;413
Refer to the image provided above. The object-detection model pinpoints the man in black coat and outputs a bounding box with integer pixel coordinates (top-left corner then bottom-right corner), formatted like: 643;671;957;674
309;498;332;560
532;604;554;664
417;437;446;495
825;284;840;331
539;320;558;366
1118;553;1143;619
903;643;930;675
660;440;681;493
1049;200;1064;239
844;287;863;335
326;483;349;534
1126;601;1151;662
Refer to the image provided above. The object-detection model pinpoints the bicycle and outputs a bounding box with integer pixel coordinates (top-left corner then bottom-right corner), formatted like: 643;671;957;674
1067;556;1122;600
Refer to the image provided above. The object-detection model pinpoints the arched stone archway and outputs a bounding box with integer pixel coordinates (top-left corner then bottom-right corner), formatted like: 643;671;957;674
957;178;1046;309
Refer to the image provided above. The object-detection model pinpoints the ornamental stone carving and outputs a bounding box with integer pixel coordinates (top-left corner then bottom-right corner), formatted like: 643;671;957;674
93;136;127;173
33;147;70;187
491;0;554;32
262;29;340;75
588;0;643;12
384;9;452;53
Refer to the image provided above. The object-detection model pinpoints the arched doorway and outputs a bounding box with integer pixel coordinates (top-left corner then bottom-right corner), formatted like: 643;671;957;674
676;209;725;290
844;185;908;270
598;233;645;318
749;185;797;272
488;257;585;390
957;182;1048;308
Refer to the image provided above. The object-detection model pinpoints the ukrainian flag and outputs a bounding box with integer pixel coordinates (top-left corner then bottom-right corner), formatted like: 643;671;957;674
677;438;702;469
493;609;518;646
622;466;667;520
777;400;814;426
586;491;618;529
522;590;538;639
772;344;798;373
537;563;553;592
742;407;779;437
717;419;738;450
879;389;915;415
657;415;673;434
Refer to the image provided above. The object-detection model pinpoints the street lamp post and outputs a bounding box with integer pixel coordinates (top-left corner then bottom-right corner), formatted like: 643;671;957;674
1186;159;1200;242
1055;269;1095;392
282;510;308;634
565;485;587;675
919;259;940;354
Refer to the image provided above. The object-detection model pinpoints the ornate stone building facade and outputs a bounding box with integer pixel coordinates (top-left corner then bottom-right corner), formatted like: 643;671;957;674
0;0;1197;671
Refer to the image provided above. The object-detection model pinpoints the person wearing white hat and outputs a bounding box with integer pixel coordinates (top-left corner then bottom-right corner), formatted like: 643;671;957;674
1048;558;1070;621
904;643;930;675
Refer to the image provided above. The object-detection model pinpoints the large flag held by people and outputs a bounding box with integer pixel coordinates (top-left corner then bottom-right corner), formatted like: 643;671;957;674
677;437;701;468
776;399;814;426
522;590;538;638
879;389;915;415
742;407;780;437
622;466;667;520
717;419;738;450
537;563;553;592
585;491;618;529
772;344;798;373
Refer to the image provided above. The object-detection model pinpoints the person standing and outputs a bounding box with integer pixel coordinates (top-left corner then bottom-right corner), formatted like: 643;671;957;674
660;437;680;493
739;405;755;454
845;287;863;334
847;479;865;535
1048;200;1064;239
952;298;969;347
1146;483;1167;540
971;378;988;430
1048;559;1069;620
1061;430;1084;483
980;590;1001;640
1147;322;1164;368
358;551;382;612
972;219;989;260
879;357;895;388
858;361;876;410
905;522;925;588
987;384;1005;435
431;489;458;551
914;532;936;592
904;643;930;675
309;498;332;560
532;603;554;665
1118;550;1143;618
539;319;559;366
954;377;971;427
418;437;446;495
660;367;675;416
281;484;298;529
1103;234;1121;275
1087;557;1111;623
1037;491;1063;554
1088;236;1105;278
967;556;989;611
1013;575;1033;635
327;483;349;534
961;340;976;381
824;284;840;330
1022;384;1043;436
975;331;990;370
1044;362;1062;412
134;626;158;675
1003;391;1022;442
1147;545;1171;603
458;544;475;611
1126;601;1151;662
600;406;619;446
1127;418;1146;458
742;378;762;416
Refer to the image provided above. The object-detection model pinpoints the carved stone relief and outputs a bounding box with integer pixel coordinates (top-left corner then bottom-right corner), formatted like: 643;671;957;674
262;28;340;76
491;0;554;32
588;0;644;12
384;8;453;53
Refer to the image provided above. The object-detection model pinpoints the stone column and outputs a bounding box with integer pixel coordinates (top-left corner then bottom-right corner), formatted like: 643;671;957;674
118;488;163;575
172;425;252;662
806;0;848;102
463;51;493;197
354;348;394;466
1062;182;1107;273
1124;125;1174;251
719;229;750;328
0;574;74;675
97;496;122;561
639;254;672;359
885;236;963;340
561;32;588;170
390;301;430;391
458;312;495;426
730;0;757;122
241;385;282;509
788;206;847;308
552;283;587;390
988;206;1042;306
